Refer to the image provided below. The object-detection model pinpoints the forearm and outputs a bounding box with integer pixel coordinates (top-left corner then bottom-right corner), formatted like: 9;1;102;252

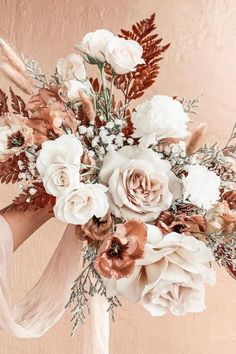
0;205;53;251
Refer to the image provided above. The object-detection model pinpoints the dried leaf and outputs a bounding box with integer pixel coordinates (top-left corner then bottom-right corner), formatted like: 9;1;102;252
0;88;9;115
0;152;28;184
9;87;29;117
6;181;55;212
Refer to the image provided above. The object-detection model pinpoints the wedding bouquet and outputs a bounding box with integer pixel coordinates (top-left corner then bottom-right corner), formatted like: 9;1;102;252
0;14;235;333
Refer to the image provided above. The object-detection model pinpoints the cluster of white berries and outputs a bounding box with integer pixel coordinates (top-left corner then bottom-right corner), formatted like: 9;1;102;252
158;141;187;166
78;118;134;159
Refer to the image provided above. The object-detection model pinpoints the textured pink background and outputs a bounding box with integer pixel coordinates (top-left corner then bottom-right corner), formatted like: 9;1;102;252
0;0;236;353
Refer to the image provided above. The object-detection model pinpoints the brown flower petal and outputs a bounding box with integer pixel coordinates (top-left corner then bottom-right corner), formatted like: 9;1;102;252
26;87;77;144
95;220;147;279
221;190;236;210
156;210;207;235
81;213;113;242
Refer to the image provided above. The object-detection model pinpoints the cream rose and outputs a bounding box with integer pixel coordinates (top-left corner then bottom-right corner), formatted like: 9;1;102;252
77;29;115;62
59;79;91;101
104;37;144;74
53;183;109;225
100;146;181;222
36;134;83;195
182;164;220;210
104;225;215;316
56;53;86;81
132;95;190;148
0;113;33;162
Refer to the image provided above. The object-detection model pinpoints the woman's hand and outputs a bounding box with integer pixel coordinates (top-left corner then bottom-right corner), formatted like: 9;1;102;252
0;204;53;251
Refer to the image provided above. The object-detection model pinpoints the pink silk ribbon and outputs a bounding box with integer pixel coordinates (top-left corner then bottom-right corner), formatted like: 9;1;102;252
0;215;109;353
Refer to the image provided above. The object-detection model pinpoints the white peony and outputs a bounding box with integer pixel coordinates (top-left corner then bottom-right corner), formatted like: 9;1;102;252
104;37;144;74
132;95;190;148
182;164;220;210
56;53;87;81
36;135;83;196
104;224;215;316
53;183;109;225
77;29;115;62
100;146;181;222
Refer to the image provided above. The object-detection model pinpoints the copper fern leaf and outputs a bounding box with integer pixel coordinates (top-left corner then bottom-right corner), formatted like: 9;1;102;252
0;152;28;184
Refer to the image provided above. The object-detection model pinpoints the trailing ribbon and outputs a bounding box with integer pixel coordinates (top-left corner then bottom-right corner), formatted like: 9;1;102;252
0;215;110;353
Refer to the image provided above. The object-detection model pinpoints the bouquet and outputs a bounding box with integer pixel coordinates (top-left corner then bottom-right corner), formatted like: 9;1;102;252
0;13;235;333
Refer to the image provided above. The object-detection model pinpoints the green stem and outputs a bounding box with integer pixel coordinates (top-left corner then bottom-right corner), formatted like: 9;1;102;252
99;64;109;120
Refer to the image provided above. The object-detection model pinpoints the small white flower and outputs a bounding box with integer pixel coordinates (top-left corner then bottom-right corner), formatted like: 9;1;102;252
86;126;94;138
79;125;87;134
88;150;95;158
99;129;108;139
26;197;31;203
127;138;134;145
92;137;99;147
106;121;115;129
114;136;124;147
182;164;221;210
19;172;26;179
114;118;123;126
29;187;37;195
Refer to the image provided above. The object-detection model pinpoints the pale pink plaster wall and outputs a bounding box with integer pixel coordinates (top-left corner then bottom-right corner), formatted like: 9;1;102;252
0;0;236;353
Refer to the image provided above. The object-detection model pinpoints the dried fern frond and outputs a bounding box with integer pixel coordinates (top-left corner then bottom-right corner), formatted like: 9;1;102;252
0;88;9;115
0;152;28;184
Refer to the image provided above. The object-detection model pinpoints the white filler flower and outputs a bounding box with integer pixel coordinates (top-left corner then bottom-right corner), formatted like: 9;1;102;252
182;164;221;210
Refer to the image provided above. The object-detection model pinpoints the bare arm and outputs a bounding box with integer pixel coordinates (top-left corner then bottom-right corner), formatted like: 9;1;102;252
0;205;53;251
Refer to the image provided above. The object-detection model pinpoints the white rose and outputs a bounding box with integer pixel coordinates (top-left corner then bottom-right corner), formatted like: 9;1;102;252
53;183;109;225
42;164;80;196
104;225;215;316
60;79;91;101
77;29;114;62
132;95;190;148
100;146;181;222
56;53;86;81
36;135;83;195
182;164;220;210
105;37;144;74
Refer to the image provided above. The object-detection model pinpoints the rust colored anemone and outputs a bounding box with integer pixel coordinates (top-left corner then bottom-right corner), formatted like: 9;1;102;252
81;213;113;242
26;87;77;144
95;220;147;279
156;210;207;235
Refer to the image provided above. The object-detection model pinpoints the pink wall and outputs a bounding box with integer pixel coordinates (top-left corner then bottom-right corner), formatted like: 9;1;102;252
0;0;236;353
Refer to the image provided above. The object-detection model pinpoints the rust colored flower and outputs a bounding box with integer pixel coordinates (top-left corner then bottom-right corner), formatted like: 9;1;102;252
156;210;207;235
221;190;236;210
81;213;113;242
0;113;34;162
95;220;147;279
26;87;77;144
